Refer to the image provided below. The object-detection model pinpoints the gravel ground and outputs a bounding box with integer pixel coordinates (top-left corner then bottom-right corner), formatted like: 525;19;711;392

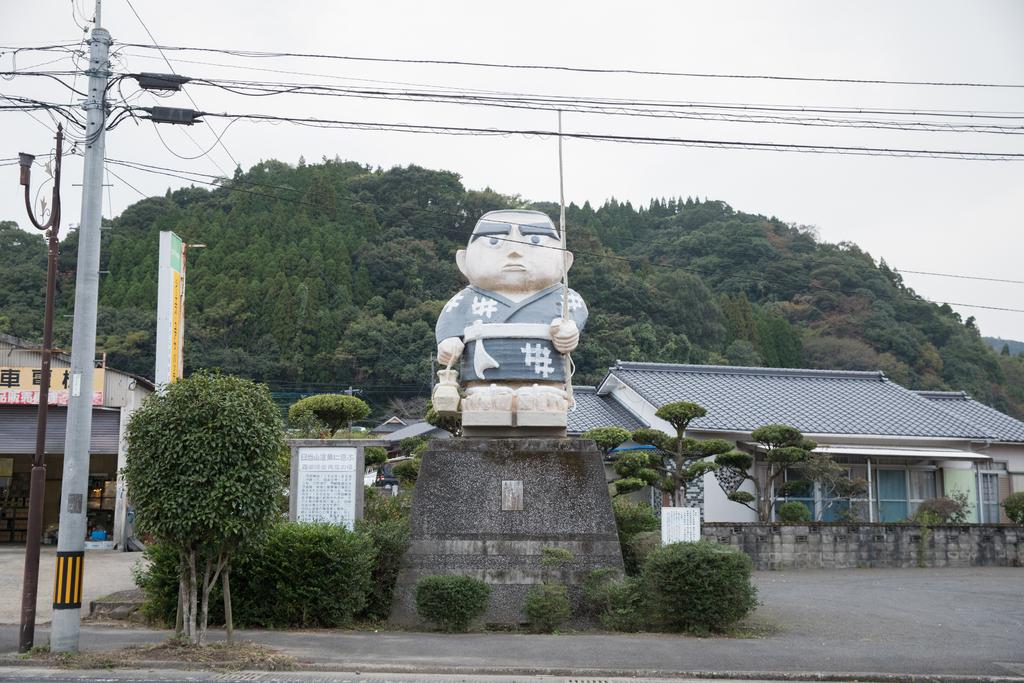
0;547;142;625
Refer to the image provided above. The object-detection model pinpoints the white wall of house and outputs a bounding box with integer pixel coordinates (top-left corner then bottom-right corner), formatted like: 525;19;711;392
703;470;758;522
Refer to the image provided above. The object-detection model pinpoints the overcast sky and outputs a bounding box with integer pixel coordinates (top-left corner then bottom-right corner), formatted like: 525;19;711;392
2;1;1023;341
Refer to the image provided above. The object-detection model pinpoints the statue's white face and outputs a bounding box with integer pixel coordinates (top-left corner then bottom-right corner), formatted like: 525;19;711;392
456;215;572;298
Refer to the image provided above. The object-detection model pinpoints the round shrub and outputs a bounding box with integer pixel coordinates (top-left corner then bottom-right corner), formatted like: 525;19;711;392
914;496;969;524
641;540;758;633
1004;491;1024;525
523;583;572;633
778;501;812;522
582;569;645;632
415;575;490;632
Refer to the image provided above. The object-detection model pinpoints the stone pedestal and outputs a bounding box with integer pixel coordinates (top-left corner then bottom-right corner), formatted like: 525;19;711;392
389;438;624;627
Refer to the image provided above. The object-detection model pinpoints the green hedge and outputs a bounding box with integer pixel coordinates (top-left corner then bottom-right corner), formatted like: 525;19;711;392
137;516;399;628
414;575;490;632
642;540;758;633
230;523;375;627
612;499;660;575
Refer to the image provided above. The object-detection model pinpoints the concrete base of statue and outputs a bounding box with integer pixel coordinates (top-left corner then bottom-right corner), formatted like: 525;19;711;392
388;438;624;628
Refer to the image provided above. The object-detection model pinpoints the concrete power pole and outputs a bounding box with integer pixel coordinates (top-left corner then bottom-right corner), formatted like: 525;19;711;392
50;2;111;653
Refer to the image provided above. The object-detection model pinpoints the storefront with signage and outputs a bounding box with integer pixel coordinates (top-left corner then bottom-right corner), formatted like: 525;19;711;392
0;333;152;548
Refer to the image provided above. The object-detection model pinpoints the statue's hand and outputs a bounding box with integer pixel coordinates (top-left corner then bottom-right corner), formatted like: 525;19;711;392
550;318;580;354
437;337;465;367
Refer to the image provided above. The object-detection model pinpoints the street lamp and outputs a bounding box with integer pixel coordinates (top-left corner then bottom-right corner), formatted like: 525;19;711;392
17;125;64;652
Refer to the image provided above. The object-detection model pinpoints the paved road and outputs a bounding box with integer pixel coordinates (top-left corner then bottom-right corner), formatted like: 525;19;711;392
0;670;812;683
0;547;141;625
1;567;1022;678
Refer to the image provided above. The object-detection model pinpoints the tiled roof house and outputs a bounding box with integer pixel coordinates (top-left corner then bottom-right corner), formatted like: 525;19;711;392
578;361;1023;524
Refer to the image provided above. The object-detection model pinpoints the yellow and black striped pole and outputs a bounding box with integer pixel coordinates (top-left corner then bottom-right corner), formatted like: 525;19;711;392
52;551;84;610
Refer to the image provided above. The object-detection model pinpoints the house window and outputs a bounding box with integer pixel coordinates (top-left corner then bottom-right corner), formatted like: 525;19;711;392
873;468;936;522
908;470;937;516
782;471;815;519
979;472;999;524
820;465;869;522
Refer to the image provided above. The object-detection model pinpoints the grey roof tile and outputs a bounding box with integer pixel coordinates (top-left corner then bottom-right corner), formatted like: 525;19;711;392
609;361;989;439
915;391;1024;443
568;386;645;434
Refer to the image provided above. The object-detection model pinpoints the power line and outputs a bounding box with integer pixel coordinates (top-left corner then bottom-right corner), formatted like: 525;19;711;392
119;42;1024;89
142;108;1024;161
174;76;1024;136
100;156;1024;315
123;0;238;174
894;269;1024;286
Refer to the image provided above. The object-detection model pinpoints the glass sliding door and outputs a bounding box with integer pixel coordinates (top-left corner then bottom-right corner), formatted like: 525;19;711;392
876;469;908;522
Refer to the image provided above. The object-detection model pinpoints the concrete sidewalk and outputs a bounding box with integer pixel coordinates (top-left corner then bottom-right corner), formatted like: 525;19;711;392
0;567;1021;679
0;548;141;625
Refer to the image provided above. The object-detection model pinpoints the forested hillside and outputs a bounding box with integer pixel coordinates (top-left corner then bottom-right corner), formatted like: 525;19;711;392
2;157;1021;418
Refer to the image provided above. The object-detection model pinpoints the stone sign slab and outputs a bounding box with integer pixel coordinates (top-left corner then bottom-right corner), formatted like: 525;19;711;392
662;506;701;544
288;439;379;530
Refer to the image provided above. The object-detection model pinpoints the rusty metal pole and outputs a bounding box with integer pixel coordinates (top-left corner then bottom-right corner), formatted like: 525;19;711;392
18;125;64;653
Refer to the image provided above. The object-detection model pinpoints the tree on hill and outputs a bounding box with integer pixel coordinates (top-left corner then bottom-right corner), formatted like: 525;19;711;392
1;157;1018;419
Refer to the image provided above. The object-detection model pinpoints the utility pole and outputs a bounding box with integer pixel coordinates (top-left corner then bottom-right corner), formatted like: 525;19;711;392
51;1;111;652
17;126;64;653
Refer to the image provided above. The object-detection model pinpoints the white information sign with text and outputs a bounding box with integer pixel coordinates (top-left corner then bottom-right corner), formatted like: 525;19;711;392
661;507;701;544
296;447;358;529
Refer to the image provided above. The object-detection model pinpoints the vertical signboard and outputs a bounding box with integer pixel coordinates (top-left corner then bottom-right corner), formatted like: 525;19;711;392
289;442;365;530
155;232;185;388
661;507;701;544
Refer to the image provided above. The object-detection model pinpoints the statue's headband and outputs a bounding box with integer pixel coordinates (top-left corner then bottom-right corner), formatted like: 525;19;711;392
470;219;559;242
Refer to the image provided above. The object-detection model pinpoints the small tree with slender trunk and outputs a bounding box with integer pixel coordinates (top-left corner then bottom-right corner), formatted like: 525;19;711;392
629;402;732;506
714;424;818;521
124;371;283;645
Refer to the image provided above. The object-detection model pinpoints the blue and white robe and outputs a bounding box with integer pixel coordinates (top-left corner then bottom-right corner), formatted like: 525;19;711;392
436;284;588;383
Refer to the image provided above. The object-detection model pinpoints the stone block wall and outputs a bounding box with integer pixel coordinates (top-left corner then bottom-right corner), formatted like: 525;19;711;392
702;522;1024;570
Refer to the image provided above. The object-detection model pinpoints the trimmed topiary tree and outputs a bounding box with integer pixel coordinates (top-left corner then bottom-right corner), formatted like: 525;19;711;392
714;424;818;521
642;540;758;633
582;426;632;455
628;402;732;506
123;371;284;645
288;394;370;437
415;575;491;632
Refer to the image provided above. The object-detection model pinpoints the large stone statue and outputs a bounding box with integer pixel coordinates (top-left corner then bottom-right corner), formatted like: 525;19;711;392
432;209;588;430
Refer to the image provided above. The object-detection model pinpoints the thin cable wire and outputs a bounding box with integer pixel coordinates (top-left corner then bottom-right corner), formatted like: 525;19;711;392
146;108;1024;161
119;42;1024;89
894;269;1024;285
173;76;1024;135
123;0;238;174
